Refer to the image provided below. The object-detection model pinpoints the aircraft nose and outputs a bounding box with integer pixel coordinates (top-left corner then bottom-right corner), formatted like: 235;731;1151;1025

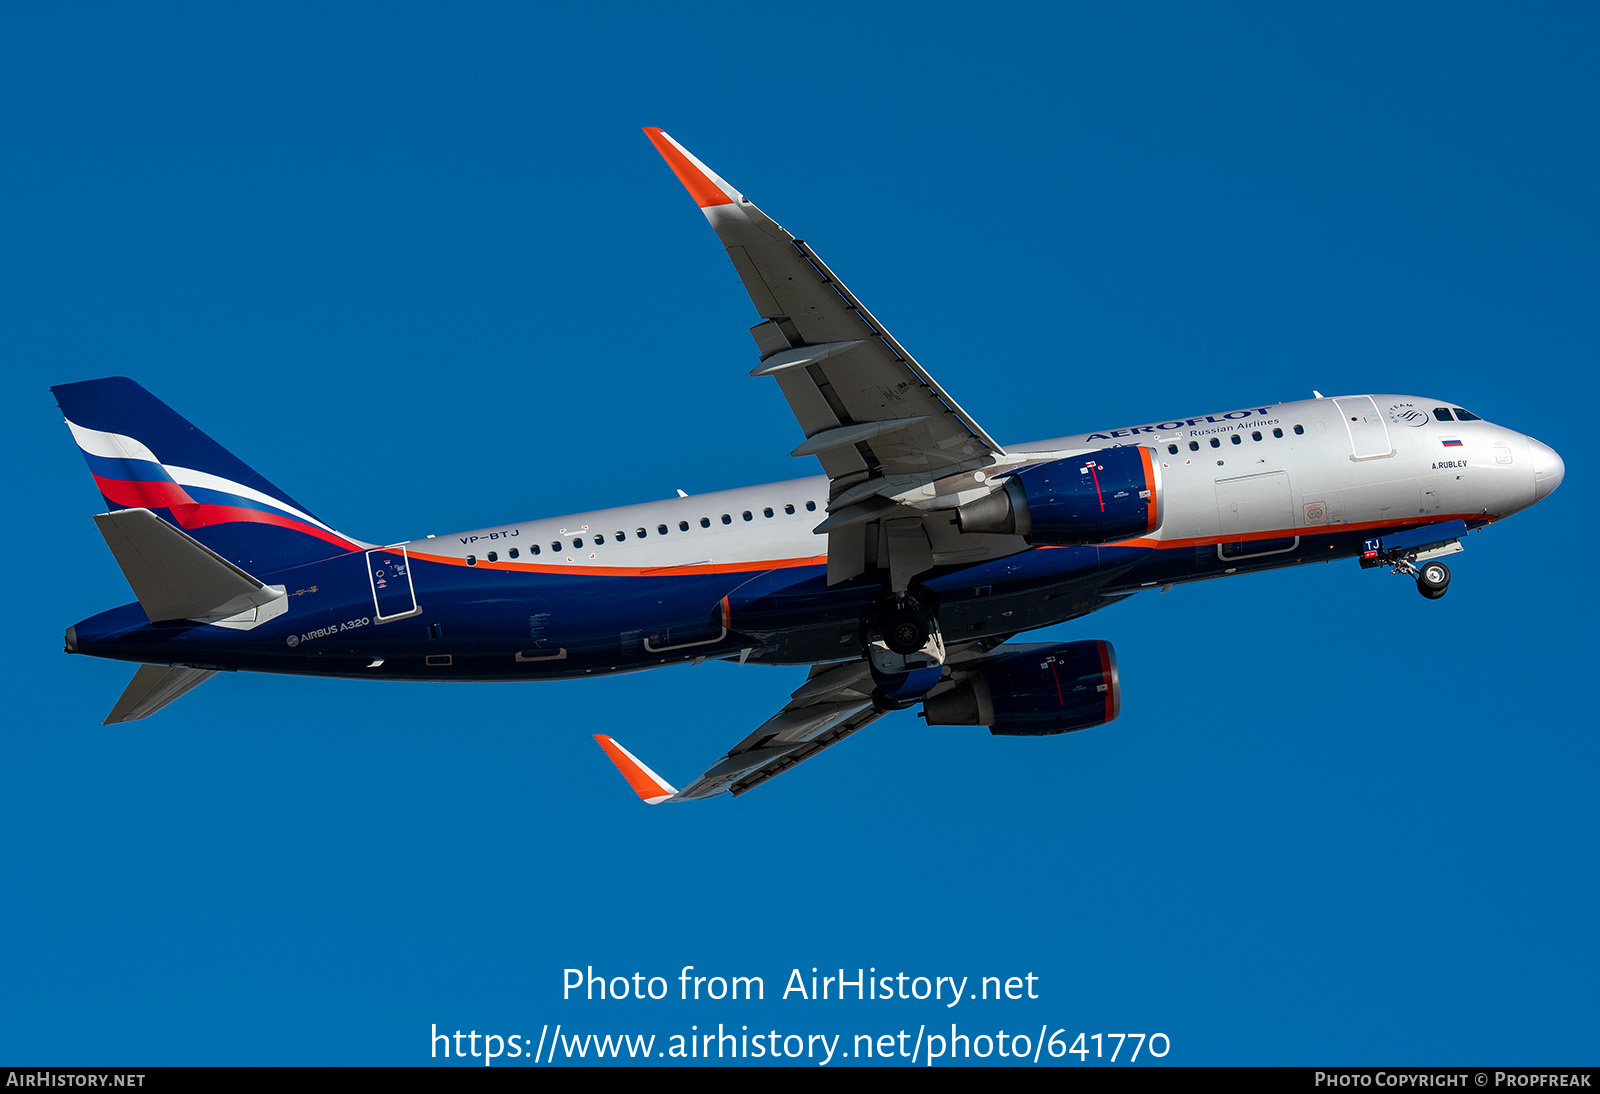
1530;438;1564;502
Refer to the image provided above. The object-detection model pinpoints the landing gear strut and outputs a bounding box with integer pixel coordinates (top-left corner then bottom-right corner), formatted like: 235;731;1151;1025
1359;529;1463;602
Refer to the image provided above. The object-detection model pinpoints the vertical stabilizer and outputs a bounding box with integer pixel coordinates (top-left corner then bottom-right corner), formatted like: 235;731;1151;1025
53;377;366;574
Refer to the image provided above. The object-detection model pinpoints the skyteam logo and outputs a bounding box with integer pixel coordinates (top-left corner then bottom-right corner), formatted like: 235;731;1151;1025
1387;402;1430;428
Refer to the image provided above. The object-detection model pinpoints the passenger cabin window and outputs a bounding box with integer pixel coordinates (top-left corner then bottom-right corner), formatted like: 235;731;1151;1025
1210;438;1221;448
700;517;710;528
530;544;540;556
488;551;498;562
763;507;774;518
571;539;582;549
679;521;689;532
1251;431;1262;441
1167;444;1178;454
721;514;731;524
551;542;560;552
636;527;647;537
1434;407;1455;422
509;548;519;559
1293;425;1305;435
1189;441;1199;451
466;554;477;566
1455;408;1482;421
593;534;604;545
1273;428;1283;438
658;524;668;535
806;501;817;511
785;504;795;514
1231;434;1242;445
742;511;753;521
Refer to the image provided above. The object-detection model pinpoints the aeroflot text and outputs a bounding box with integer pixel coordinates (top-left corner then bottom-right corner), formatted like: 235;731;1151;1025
1085;407;1278;441
562;967;1039;1008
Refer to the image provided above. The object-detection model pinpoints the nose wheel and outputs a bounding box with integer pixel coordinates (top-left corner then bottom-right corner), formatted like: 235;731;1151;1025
1416;560;1451;600
1361;530;1463;602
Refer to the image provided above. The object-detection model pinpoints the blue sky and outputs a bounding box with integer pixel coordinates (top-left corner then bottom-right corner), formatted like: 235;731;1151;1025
3;2;1596;1066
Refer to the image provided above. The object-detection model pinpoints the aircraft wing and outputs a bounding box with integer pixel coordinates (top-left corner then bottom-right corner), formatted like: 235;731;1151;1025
593;641;1028;803
595;659;886;802
645;129;1009;584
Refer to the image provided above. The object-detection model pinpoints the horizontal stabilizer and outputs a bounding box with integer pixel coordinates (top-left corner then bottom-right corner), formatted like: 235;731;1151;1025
104;664;218;724
94;508;285;623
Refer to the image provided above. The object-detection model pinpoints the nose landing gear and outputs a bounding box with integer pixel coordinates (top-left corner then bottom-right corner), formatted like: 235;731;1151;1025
1359;526;1464;602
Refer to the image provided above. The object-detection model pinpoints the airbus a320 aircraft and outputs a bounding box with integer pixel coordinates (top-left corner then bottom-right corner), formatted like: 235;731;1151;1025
55;129;1564;803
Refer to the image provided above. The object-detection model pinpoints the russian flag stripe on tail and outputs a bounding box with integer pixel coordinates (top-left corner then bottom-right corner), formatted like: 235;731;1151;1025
53;377;366;574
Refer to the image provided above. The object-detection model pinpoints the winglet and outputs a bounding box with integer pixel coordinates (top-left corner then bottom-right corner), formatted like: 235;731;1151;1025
593;735;679;805
642;128;742;209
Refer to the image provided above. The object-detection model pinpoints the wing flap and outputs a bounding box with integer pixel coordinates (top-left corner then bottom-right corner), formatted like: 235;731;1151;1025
591;660;884;804
645;127;1024;589
645;128;1004;478
725;705;882;798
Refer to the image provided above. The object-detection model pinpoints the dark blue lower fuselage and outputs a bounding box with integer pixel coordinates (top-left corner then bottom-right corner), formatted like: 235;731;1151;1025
68;519;1467;681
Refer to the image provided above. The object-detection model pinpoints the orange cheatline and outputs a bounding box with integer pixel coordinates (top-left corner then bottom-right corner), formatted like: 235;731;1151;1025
643;128;735;208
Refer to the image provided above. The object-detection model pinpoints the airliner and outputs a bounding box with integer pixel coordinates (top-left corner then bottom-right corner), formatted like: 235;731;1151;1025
55;128;1565;803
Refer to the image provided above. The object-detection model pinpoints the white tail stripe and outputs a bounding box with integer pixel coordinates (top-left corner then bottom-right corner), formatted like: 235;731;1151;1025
66;419;161;465
165;466;343;536
66;418;353;540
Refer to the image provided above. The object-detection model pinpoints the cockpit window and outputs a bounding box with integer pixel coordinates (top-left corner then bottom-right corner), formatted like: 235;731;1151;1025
1454;408;1482;421
1433;407;1454;422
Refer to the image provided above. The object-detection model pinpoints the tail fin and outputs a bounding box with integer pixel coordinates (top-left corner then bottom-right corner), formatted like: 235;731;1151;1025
53;377;365;573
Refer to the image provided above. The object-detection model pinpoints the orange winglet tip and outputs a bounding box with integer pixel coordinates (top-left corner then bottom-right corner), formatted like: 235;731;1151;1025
594;734;677;805
642;127;738;209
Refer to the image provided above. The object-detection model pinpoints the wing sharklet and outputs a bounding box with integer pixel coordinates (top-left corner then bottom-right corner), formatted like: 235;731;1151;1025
593;735;679;805
642;128;741;208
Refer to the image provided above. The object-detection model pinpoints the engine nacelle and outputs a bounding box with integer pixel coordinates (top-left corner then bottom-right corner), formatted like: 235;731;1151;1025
957;446;1161;545
922;640;1120;736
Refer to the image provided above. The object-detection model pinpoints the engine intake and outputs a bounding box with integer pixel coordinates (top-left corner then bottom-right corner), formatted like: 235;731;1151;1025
958;446;1161;545
922;640;1120;736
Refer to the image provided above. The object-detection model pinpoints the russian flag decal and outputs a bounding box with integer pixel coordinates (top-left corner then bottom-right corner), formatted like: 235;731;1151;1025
1442;438;1463;448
